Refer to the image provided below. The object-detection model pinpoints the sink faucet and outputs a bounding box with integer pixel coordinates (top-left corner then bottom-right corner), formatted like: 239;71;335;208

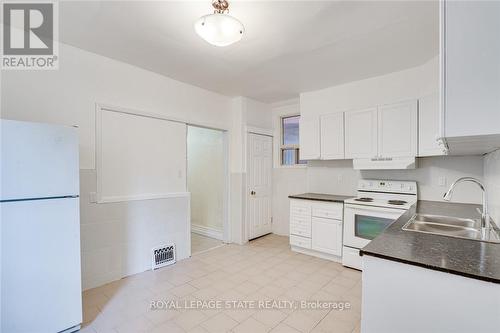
443;177;490;239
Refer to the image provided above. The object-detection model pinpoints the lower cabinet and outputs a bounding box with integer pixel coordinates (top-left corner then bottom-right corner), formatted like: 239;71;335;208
290;234;312;249
289;199;343;261
311;217;342;256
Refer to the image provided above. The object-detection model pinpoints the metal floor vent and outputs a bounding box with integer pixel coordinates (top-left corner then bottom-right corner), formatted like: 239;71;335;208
152;244;176;270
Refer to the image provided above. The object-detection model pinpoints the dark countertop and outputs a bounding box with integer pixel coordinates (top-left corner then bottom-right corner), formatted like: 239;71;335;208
288;193;353;203
361;200;500;284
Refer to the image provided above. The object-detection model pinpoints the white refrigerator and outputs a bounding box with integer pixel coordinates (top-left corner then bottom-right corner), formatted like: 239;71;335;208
1;119;82;333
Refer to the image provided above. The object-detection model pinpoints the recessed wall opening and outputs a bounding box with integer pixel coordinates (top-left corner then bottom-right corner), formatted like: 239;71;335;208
187;125;228;254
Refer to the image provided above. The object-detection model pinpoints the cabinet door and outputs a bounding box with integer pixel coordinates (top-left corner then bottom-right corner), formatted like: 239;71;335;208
320;113;345;160
378;100;417;158
444;1;500;138
345;108;378;159
418;93;447;157
299;116;320;160
311;217;342;256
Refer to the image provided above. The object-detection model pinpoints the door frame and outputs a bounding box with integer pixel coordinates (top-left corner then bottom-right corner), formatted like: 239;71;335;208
245;127;274;242
186;124;231;245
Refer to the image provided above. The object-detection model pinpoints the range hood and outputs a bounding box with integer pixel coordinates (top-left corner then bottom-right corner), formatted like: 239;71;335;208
353;157;417;170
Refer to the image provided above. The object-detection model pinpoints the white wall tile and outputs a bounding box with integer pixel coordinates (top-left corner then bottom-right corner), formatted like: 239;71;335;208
80;170;190;290
272;167;308;236
306;155;485;204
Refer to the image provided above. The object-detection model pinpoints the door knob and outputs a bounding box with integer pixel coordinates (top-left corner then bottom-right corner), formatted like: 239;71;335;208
250;191;256;195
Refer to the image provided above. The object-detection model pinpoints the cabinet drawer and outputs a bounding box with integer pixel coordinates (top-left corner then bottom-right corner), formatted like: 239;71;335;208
290;214;310;225
290;205;311;217
290;226;311;238
290;199;312;211
290;217;310;228
290;219;311;237
290;235;311;249
312;203;343;220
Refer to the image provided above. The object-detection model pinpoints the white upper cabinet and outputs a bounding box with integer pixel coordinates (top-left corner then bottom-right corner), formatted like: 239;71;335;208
345;108;378;159
441;0;500;154
378;100;417;158
419;93;446;156
299;94;321;160
320;113;344;160
299;116;320;160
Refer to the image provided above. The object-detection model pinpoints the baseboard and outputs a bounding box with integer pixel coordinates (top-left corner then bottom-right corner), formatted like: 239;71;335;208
291;245;342;263
191;224;223;240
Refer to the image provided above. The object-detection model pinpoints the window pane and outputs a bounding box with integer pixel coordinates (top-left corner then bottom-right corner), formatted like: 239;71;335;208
282;116;300;145
282;149;296;165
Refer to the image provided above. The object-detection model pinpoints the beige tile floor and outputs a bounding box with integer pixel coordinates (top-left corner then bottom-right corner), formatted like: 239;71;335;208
81;234;362;333
191;233;224;255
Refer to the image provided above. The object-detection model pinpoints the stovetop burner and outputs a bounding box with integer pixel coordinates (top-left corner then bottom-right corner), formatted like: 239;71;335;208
387;200;408;205
355;197;374;202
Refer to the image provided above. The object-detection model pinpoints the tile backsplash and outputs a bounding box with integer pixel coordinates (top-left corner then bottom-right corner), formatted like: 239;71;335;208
484;149;500;224
307;155;485;204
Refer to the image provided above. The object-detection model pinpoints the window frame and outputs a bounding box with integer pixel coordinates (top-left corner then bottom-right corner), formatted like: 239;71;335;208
280;114;303;166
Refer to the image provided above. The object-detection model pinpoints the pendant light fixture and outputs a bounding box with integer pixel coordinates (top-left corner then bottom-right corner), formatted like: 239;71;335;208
194;0;244;47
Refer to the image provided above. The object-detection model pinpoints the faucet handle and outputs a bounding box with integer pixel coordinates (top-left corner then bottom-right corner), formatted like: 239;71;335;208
476;208;483;215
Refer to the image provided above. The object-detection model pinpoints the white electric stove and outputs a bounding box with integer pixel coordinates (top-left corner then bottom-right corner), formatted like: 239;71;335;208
342;179;417;270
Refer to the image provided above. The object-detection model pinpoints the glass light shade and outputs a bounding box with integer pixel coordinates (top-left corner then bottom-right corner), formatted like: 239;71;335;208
194;13;244;47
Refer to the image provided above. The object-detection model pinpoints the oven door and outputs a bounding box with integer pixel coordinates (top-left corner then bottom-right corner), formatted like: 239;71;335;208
343;204;406;249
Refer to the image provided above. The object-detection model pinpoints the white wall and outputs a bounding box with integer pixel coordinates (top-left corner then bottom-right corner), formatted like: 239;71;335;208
0;43;241;289
187;126;225;234
245;97;273;130
300;57;438;117
1;44;233;170
484;149;500;225
271;102;308;235
230;97;274;244
271;58;485;236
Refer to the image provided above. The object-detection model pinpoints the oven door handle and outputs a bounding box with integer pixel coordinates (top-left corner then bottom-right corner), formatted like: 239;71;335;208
345;204;407;214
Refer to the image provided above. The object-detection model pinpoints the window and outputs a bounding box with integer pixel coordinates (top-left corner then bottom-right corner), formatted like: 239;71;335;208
280;115;306;166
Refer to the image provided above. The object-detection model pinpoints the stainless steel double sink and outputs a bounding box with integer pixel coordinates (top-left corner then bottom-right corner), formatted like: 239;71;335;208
403;214;500;243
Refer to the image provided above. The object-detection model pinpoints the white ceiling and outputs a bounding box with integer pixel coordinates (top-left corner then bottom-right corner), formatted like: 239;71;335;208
60;1;439;103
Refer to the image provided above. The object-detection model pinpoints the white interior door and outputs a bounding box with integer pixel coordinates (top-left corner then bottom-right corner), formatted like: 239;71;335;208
247;133;273;240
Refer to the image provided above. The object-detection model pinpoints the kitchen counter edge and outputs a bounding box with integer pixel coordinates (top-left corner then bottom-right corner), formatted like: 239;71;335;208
288;193;353;203
360;200;500;284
